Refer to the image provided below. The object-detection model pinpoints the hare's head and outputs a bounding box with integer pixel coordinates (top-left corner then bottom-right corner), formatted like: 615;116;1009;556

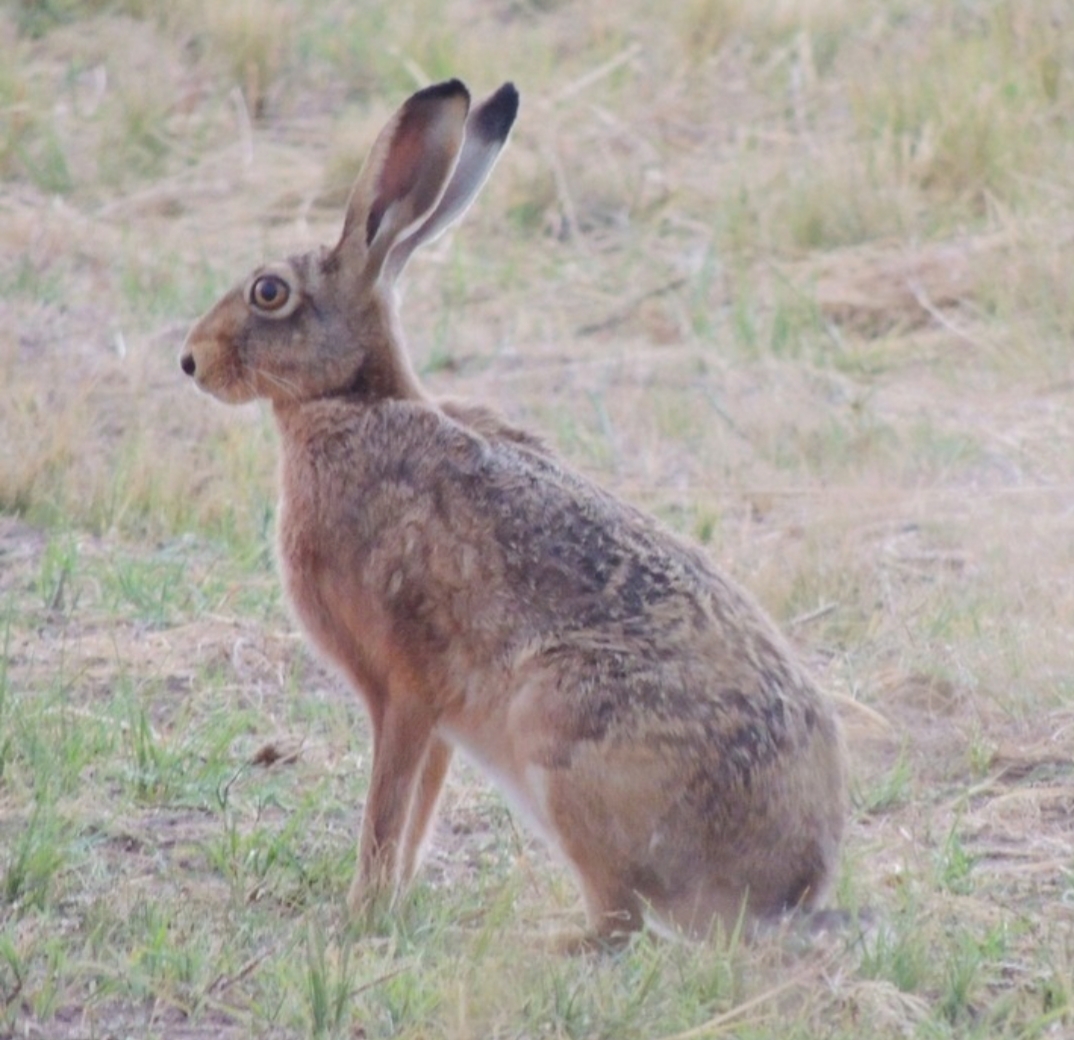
180;79;518;406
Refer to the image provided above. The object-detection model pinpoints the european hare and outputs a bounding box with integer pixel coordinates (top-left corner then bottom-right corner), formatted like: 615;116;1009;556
180;79;846;948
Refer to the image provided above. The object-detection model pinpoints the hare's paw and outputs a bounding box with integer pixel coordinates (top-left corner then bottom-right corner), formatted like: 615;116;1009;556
542;898;645;956
345;871;397;933
548;926;637;957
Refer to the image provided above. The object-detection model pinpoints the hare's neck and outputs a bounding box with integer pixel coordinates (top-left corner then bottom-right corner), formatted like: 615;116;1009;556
361;340;428;403
374;295;429;402
335;292;429;404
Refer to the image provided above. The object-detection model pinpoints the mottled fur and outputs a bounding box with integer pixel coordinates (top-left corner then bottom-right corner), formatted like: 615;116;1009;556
180;79;847;946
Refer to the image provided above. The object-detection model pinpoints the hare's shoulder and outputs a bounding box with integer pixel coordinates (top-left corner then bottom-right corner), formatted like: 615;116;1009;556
438;397;551;456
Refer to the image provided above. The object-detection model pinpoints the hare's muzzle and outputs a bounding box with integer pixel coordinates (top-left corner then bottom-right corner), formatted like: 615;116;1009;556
179;352;196;377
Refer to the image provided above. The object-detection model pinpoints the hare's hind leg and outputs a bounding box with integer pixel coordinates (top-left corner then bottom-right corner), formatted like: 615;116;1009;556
550;824;645;952
577;871;645;950
545;863;644;955
348;694;438;917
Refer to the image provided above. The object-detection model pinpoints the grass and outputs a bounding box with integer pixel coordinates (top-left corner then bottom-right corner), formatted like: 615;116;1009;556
2;0;1074;1036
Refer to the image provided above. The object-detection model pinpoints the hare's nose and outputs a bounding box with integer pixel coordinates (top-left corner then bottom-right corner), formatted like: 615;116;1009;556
180;353;196;376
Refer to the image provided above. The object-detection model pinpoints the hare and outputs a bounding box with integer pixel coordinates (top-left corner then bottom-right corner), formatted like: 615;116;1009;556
180;79;847;948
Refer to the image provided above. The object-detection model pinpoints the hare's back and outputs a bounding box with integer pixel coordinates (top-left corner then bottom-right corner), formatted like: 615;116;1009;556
288;399;832;757
418;415;836;753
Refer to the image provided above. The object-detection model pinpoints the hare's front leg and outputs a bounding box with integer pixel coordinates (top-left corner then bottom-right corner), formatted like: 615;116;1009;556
399;735;453;888
347;695;437;918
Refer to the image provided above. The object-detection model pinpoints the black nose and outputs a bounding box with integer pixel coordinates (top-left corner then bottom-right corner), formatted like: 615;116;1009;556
180;353;196;376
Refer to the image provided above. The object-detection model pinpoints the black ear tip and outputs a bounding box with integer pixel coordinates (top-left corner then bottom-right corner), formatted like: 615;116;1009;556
495;82;520;108
474;82;520;141
414;78;471;106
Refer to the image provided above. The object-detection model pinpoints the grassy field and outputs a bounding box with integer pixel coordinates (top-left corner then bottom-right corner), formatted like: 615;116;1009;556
2;0;1074;1036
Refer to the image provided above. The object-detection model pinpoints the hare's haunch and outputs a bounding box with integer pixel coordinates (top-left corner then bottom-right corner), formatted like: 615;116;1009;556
180;79;847;947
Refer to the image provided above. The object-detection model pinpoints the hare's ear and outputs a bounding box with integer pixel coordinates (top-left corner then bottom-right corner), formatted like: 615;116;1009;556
383;82;519;284
335;79;471;283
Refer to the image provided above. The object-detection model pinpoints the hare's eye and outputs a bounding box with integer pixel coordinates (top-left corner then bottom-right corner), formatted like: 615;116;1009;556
250;274;291;312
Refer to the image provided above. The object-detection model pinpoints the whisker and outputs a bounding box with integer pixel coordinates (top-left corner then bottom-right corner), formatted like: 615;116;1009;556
252;367;303;401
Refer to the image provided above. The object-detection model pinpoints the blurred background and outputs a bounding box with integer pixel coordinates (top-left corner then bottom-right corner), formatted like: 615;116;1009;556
6;0;1073;543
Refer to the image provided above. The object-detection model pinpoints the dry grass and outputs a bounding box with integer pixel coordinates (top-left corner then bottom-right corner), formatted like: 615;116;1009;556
2;0;1074;1036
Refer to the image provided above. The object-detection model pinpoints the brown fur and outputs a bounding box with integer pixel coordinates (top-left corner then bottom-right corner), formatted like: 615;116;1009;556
180;79;847;946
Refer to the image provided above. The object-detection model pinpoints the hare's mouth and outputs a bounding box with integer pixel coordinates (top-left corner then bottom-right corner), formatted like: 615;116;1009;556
179;343;258;405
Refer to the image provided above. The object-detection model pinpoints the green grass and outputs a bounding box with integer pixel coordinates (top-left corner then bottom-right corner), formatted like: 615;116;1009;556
2;528;1072;1033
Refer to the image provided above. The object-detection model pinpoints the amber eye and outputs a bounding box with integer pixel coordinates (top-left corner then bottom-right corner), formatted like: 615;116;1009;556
250;274;290;312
